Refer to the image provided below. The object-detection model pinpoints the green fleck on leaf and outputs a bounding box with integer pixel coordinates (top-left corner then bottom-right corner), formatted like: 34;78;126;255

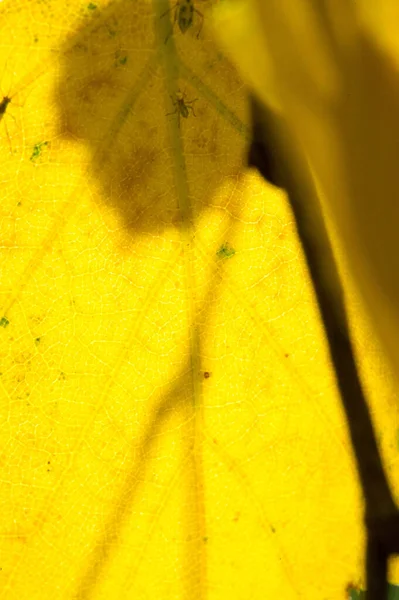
87;2;97;9
216;242;236;260
114;50;127;67
35;337;41;345
30;141;49;162
0;317;9;328
346;583;399;599
106;24;116;38
347;587;364;600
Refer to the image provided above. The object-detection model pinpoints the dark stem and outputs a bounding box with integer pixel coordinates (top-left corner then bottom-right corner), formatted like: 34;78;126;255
247;95;399;600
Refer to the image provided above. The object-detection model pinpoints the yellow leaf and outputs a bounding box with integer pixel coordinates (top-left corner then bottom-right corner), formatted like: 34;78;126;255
213;0;399;390
1;1;398;599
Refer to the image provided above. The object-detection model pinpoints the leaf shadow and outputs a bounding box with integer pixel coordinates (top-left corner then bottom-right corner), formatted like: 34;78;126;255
55;0;248;237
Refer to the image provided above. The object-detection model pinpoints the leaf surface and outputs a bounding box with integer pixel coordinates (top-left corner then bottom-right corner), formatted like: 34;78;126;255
0;1;398;599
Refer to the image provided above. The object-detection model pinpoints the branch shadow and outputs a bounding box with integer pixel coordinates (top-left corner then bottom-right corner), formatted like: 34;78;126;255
52;1;250;597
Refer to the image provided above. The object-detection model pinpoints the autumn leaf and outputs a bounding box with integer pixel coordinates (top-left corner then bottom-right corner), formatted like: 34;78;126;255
213;0;399;392
1;1;399;599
